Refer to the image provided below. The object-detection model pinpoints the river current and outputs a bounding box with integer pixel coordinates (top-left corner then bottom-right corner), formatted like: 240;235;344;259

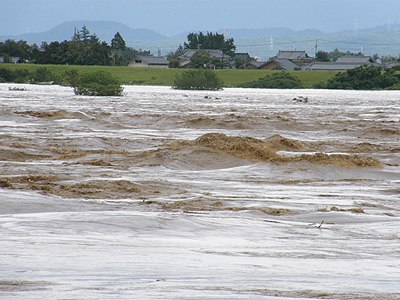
1;84;400;299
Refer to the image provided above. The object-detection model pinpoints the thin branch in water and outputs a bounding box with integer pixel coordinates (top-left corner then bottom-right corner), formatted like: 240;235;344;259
317;220;324;229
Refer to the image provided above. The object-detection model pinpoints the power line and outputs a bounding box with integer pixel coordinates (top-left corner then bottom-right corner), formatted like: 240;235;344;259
319;39;400;46
237;39;315;47
236;38;400;48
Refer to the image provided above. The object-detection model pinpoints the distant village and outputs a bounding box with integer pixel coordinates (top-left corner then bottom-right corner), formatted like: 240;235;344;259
1;26;399;72
1;46;396;72
124;49;395;71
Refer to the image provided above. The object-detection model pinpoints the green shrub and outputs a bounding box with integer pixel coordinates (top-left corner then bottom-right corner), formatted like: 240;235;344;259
31;67;54;83
63;69;80;87
0;67;32;83
173;69;224;90
0;68;16;82
73;70;124;96
385;82;400;90
239;71;303;89
312;81;328;89
14;69;31;80
325;66;399;90
168;59;180;68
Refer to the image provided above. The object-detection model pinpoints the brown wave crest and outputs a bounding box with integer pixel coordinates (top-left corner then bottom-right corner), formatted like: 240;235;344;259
169;133;382;168
13;110;91;119
1;176;142;199
142;198;292;215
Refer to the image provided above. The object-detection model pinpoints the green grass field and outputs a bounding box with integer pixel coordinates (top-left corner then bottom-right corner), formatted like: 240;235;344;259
1;63;338;88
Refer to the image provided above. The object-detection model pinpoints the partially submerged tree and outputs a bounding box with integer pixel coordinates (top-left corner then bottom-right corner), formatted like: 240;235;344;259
65;70;124;96
173;69;224;90
239;72;303;89
325;65;399;90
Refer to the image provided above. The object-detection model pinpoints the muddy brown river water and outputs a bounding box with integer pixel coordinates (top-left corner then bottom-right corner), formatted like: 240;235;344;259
1;84;400;299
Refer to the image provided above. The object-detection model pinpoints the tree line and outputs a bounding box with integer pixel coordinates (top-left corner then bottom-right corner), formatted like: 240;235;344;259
0;26;150;66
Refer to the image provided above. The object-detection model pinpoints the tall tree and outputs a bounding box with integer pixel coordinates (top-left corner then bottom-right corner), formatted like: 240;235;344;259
80;25;91;42
0;39;32;61
183;32;236;57
315;51;330;62
111;32;126;51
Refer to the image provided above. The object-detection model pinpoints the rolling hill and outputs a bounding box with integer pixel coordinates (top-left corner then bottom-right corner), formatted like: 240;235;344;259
0;20;167;44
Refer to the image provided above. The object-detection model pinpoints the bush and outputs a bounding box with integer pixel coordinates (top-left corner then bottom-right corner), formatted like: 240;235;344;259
312;81;328;89
0;68;16;82
72;70;123;96
173;69;224;90
63;69;80;87
0;67;32;83
168;59;180;68
239;72;303;89
31;67;54;83
325;65;399;90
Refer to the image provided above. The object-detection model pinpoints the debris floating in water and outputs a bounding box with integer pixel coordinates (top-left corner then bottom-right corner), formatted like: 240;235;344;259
293;96;308;102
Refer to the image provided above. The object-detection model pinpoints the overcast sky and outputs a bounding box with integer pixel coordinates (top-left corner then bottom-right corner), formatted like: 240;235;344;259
1;0;400;36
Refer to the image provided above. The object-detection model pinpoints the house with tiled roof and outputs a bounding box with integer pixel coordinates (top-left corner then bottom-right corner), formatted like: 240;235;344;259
177;49;232;68
234;53;251;61
335;56;377;65
245;60;268;69
253;50;314;70
129;56;169;68
275;50;313;63
305;55;381;71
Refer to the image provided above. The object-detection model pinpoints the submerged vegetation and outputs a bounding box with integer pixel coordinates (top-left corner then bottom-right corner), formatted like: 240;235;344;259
0;66;123;96
2;63;400;90
65;70;123;96
173;69;224;90
238;71;303;89
0;66;57;83
321;66;400;90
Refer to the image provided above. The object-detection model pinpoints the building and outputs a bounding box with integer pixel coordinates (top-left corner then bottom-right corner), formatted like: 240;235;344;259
253;50;313;70
129;56;169;68
305;55;381;71
177;49;232;68
234;53;252;61
249;51;383;71
274;50;313;64
245;60;268;69
0;56;22;64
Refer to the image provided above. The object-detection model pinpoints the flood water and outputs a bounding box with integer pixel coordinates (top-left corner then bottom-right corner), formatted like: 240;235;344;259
1;84;400;299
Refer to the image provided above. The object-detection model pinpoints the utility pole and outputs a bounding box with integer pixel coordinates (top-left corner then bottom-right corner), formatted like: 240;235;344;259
315;39;318;57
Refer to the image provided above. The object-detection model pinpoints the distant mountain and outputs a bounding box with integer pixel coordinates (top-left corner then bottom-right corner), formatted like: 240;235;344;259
2;21;400;58
172;27;329;40
0;20;167;44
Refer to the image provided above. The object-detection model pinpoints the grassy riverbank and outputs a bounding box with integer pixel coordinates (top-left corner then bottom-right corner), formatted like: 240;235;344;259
1;63;338;88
